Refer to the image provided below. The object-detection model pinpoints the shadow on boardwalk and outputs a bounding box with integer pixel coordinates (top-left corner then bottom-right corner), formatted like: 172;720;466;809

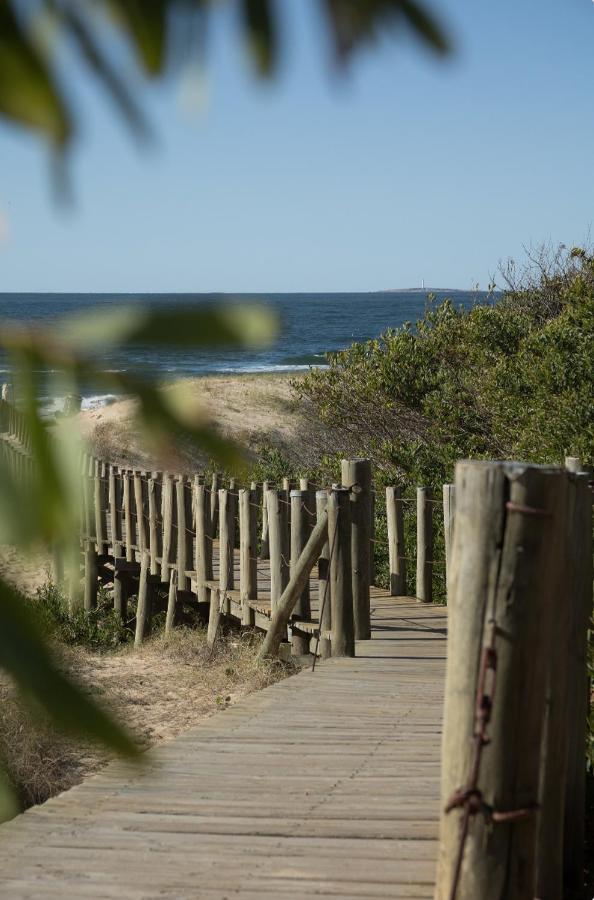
0;590;447;899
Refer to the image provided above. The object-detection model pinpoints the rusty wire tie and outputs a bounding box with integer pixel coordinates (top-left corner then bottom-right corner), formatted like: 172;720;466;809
444;631;539;900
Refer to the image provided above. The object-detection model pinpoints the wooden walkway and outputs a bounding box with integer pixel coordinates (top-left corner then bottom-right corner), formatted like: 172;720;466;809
0;590;447;899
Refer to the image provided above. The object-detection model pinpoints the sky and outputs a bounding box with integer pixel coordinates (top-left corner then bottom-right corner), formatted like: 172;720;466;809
1;0;594;293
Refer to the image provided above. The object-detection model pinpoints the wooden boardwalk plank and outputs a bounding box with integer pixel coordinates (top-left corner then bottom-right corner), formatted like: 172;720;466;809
0;587;446;898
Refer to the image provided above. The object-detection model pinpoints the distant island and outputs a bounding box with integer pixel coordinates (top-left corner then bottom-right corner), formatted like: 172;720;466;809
377;287;477;294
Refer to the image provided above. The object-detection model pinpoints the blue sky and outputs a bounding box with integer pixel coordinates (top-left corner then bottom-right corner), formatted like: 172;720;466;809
1;0;593;293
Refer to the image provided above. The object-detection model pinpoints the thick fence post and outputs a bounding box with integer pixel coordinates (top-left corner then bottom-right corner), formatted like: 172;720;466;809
210;472;221;538
328;487;355;658
260;479;270;559
267;487;289;615
416;486;433;603
135;550;154;646
386;486;406;596
316;490;332;659
207;487;235;646
123;470;135;562
160;472;174;583
194;479;210;604
83;542;98;612
109;465;127;619
562;468;592;894
148;472;162;577
435;461;568;900
341;458;371;639
443;483;455;587
239;487;257;626
290;489;312;655
176;475;193;592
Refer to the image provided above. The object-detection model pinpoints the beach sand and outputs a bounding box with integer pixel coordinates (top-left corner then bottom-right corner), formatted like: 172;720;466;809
75;372;300;469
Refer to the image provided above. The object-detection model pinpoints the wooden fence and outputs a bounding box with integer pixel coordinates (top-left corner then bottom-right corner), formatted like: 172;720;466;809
0;399;452;656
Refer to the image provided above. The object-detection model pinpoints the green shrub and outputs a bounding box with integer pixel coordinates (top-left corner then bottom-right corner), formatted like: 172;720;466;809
31;582;132;651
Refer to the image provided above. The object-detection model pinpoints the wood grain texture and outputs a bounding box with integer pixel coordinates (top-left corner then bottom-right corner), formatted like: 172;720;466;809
0;590;447;899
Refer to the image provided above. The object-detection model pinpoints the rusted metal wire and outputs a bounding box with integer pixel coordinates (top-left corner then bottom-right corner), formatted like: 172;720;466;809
444;619;538;900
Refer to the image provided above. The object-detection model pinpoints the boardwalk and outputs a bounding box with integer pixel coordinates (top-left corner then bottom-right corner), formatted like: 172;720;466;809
0;590;447;899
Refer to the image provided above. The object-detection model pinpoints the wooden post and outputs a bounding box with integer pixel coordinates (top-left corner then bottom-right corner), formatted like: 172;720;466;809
148;472;162;577
564;456;581;473
134;550;154;647
435;461;568;900
160;472;174;583
210;472;221;537
260;479;271;559
328;487;355;657
109;465;126;619
386;486;406;596
176;475;193;592
259;510;329;660
123;470;135;562
416;486;433;603
267;487;289;614
206;488;235;646
562;469;592;894
165;568;178;634
239;488;257;626
194;479;210;604
443;483;456;587
94;459;108;554
341;458;371;637
290;489;312;655
219;488;236;613
316;490;332;660
83;542;98;612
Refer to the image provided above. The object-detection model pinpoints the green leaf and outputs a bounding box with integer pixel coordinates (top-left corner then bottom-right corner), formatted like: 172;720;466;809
399;0;450;55
56;303;277;350
0;2;71;146
242;0;277;75
106;0;169;75
60;5;150;140
0;576;139;758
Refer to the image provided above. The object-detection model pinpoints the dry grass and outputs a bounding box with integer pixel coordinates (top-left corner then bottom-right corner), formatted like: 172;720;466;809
0;626;298;816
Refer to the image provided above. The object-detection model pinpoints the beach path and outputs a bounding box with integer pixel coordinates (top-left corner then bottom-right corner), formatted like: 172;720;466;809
0;588;446;899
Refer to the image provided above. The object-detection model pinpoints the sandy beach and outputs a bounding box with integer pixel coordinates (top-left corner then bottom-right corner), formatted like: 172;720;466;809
75;372;300;469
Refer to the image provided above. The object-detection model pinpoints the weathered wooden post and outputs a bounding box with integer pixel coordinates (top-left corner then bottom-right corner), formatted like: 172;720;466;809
148;472;162;577
206;487;235;645
83;541;98;612
123;470;135;563
341;458;371;639
267;487;289;615
160;472;174;583
239;487;257;626
435;461;568;900
316;489;332;659
290;489;312;655
210;472;221;537
176;475;193;592
443;483;456;585
135;550;154;646
260;479;271;559
165;568;178;634
194;479;210;604
109;464;127;619
386;486;406;597
328;486;355;657
562;467;592;895
416;486;433;603
133;470;147;556
94;459;108;555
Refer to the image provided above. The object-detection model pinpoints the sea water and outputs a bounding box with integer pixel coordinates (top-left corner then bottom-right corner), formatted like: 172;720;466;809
0;291;488;410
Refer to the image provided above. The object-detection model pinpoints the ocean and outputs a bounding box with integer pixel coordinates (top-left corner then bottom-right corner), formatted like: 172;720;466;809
0;291;488;410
